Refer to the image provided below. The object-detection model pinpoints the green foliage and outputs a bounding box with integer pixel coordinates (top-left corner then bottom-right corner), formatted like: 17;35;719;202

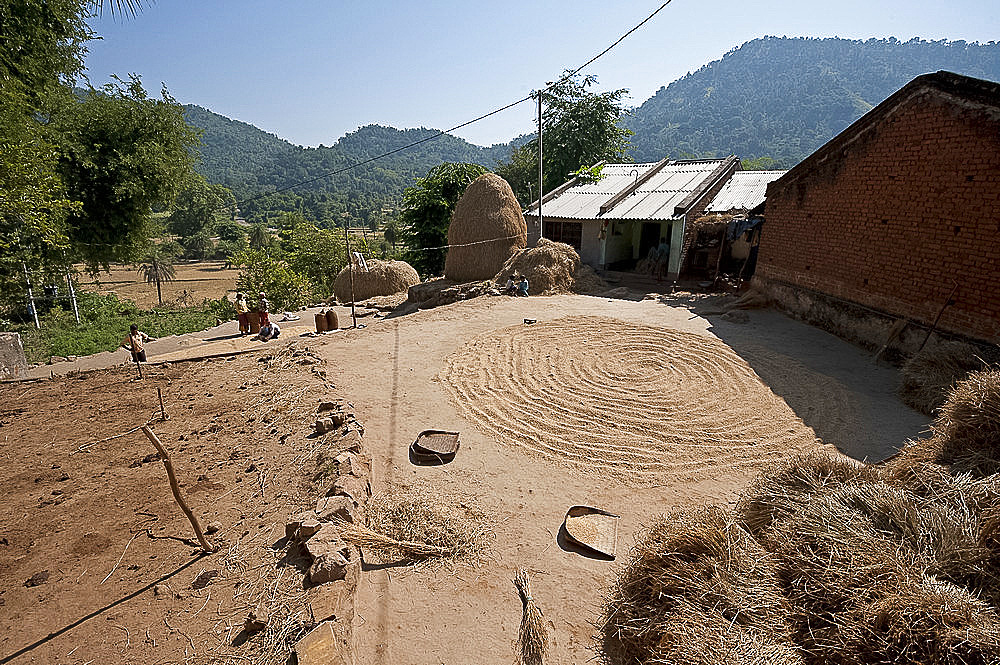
13;291;218;363
571;163;606;183
496;72;632;205
215;219;248;244
167;174;235;237
625;36;1000;165
51;75;200;269
399;162;488;277
284;223;345;298
182;231;214;260
248;223;272;250
232;248;312;310
136;245;177;305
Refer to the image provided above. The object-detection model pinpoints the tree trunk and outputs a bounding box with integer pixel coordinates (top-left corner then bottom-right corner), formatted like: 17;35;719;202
156;274;162;304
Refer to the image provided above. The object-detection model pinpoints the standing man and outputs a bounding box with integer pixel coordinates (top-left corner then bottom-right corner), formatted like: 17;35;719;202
655;237;670;282
121;324;153;363
235;292;250;335
258;291;271;327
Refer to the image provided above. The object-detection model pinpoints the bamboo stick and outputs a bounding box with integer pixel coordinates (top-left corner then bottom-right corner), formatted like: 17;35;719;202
141;426;216;553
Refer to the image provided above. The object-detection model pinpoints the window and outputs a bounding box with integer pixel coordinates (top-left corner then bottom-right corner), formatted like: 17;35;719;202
545;221;583;253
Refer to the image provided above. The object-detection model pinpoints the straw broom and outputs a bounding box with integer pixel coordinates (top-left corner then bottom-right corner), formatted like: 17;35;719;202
334;520;454;558
513;568;547;665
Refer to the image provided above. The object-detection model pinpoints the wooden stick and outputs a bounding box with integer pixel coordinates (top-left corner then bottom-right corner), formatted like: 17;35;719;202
141;426;216;553
157;387;167;421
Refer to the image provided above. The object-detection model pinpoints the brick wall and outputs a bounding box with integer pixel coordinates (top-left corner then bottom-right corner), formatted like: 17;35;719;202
758;88;1000;343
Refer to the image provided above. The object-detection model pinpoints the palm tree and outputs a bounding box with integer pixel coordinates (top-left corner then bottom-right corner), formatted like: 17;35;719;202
91;0;147;17
137;249;177;305
249;223;271;250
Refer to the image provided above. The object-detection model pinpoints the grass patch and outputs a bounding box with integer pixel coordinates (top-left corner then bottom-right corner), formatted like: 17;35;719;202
11;291;228;363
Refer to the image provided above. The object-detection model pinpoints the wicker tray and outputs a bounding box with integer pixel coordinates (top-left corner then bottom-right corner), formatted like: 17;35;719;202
410;429;460;463
563;505;619;559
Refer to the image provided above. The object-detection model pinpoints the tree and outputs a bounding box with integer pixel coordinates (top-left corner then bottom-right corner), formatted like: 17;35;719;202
496;72;632;206
215;220;248;245
182;231;214;260
168;175;235;238
50;75;200;269
232;248;311;311
285;222;345;298
249;223;272;250
137;246;177;305
399;162;488;277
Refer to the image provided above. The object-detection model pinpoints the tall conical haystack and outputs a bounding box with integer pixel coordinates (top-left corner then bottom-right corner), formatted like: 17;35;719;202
444;173;527;282
333;258;420;303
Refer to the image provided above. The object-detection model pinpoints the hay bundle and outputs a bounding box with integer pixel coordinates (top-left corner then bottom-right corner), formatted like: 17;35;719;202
899;341;989;415
650;605;804;665
495;238;606;295
333;258;420;303
934;369;1000;475
444;173;527;282
600;507;790;664
847;576;1000;664
357;489;492;565
513;569;547;665
735;452;881;537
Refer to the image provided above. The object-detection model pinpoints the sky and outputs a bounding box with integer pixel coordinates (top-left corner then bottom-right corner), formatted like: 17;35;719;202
82;0;999;148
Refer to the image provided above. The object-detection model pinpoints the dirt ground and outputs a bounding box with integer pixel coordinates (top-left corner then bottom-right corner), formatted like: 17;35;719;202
77;262;239;308
0;293;930;665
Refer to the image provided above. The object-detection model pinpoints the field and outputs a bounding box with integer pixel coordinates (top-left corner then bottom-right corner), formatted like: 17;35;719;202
77;261;239;308
0;293;930;664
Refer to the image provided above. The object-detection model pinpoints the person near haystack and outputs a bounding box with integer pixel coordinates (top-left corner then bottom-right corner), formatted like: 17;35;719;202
257;292;271;327
517;275;529;297
121;324;154;363
504;275;518;295
235;292;250;335
655;238;670;282
257;321;280;342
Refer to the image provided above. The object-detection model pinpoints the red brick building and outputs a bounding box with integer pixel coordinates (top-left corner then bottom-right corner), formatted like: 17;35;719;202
755;71;1000;348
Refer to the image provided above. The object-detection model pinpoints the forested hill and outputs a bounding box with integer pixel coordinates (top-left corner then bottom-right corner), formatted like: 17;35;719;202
625;37;1000;166
184;104;514;203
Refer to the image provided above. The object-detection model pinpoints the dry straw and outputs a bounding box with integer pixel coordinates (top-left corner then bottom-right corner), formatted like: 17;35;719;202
600;507;791;665
513;568;548;665
333;258;420;303
445;173;527;282
934;368;1000;475
899;340;989;415
495;237;606;295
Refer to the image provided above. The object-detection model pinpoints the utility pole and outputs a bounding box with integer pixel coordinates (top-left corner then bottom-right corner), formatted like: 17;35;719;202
537;88;544;243
342;223;357;328
22;262;39;329
64;259;79;323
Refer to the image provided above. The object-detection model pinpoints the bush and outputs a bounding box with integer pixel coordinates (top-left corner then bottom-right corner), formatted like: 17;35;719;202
232;248;312;310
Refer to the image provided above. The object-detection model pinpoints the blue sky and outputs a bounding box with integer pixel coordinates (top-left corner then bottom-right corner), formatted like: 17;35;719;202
83;0;999;148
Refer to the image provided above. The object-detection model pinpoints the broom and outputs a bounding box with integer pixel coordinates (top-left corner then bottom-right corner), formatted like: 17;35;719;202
513;568;548;665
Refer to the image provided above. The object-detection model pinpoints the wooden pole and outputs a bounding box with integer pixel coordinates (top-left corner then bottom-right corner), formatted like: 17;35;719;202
157;387;167;421
141;426;216;553
916;280;960;354
343;224;357;328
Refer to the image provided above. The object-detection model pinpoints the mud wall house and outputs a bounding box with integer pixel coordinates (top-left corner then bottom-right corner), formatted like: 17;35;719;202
755;71;1000;351
683;170;787;279
524;157;739;279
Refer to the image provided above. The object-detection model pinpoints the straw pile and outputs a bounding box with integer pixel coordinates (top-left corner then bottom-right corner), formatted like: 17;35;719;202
513;569;548;665
494;238;607;295
899;341;990;415
445;173;527;282
602;370;1000;664
600;507;796;664
332;258;420;303
354;489;493;565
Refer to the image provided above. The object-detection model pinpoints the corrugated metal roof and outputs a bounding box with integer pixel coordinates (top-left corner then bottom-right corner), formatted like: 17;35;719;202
705;170;786;212
534;160;728;221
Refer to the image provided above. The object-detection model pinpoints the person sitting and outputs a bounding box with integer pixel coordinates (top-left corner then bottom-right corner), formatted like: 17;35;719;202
517;275;529;297
504;274;518;295
257;321;281;341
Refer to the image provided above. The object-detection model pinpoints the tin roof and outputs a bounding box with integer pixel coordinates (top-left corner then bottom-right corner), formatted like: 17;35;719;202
706;170;787;212
529;159;733;221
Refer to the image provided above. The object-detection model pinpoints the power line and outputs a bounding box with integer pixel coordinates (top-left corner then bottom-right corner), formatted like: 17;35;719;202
237;1;674;210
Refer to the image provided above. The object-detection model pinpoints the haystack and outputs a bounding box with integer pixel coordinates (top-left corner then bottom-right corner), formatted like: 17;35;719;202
899;341;989;415
444;173;526;282
600;507;791;664
495;238;607;295
934;369;1000;474
333;258;420;303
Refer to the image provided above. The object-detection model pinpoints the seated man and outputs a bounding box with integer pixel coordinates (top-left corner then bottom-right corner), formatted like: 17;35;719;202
257;321;281;341
517;275;529;297
504;274;518;295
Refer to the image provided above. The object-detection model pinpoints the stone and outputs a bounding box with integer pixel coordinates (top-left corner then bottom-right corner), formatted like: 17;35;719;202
307;580;353;623
333;452;356;476
314;496;356;524
204;521;222;535
317;400;339;413
314;418;336;435
0;333;28;380
337;430;363;453
294;620;350;665
243;606;269;633
306;527;354;585
286;511;322;540
330;475;369;504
